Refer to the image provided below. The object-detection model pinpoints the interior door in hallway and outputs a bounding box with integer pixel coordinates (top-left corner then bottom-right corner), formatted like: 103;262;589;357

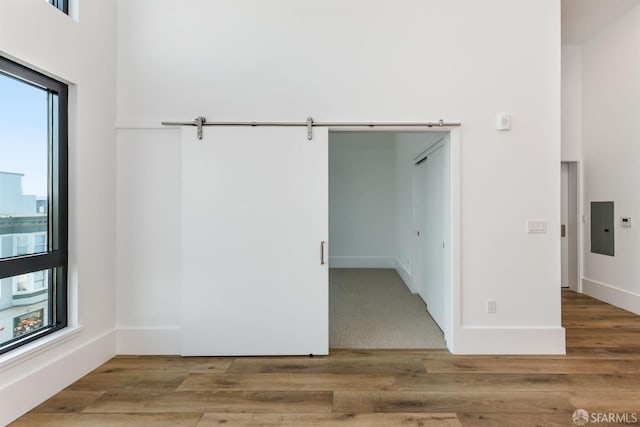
180;126;329;356
414;144;446;330
424;145;446;329
561;162;569;287
414;156;428;301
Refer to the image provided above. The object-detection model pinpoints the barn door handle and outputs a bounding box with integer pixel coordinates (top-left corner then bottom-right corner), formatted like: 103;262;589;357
321;241;327;265
561;224;566;237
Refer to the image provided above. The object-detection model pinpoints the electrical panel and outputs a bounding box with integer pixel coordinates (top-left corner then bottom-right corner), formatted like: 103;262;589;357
591;201;614;256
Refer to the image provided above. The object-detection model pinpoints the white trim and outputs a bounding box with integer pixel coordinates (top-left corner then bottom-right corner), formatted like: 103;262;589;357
561;160;582;292
0;325;83;373
577;160;585;293
117;326;181;355
582;278;640;315
394;258;412;291
453;326;566;355
0;328;116;426
449;129;462;353
328;256;396;269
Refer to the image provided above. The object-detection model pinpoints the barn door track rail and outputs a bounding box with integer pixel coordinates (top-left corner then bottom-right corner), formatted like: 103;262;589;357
161;116;461;140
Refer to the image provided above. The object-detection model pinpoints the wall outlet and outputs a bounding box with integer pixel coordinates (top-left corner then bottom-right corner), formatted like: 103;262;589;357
487;299;497;314
496;113;511;130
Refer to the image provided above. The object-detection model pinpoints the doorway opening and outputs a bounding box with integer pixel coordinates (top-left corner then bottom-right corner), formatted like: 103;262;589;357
561;161;580;291
328;130;452;350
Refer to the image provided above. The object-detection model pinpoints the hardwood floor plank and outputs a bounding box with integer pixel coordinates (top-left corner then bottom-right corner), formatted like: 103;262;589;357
562;316;640;328
566;328;640;336
457;413;574;427
328;349;451;359
564;347;640;359
83;390;333;413
9;413;202;427
396;373;640;392
569;392;640;412
93;356;232;374
396;373;570;392
66;372;188;391
423;357;640;374
228;357;426;375
333;391;575;414
177;373;396;391
31;391;106;413
197;412;462;426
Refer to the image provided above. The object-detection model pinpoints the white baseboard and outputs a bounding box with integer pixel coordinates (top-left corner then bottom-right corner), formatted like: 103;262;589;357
329;256;396;269
394;258;413;291
451;326;566;355
582;278;640;315
117;327;181;355
0;329;116;426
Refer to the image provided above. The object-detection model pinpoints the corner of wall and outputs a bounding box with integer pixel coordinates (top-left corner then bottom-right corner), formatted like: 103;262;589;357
394;258;413;292
0;329;116;426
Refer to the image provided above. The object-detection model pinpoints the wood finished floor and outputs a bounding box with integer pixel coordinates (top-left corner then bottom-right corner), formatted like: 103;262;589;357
11;290;640;426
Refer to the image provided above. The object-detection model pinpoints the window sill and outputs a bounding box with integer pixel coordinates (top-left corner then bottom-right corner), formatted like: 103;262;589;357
0;325;82;373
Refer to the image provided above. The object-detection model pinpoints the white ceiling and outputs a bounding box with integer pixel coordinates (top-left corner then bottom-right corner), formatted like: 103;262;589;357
562;0;640;44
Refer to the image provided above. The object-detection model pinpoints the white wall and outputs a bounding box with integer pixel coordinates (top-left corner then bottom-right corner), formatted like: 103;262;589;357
561;45;582;161
329;132;396;268
0;0;118;424
116;129;182;353
581;3;640;314
116;0;564;354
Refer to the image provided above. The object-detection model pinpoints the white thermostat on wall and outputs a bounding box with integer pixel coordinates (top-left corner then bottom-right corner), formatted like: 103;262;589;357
621;217;632;228
496;113;511;130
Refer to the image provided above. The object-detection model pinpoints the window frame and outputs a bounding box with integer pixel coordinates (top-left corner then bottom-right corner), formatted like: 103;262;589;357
0;56;68;354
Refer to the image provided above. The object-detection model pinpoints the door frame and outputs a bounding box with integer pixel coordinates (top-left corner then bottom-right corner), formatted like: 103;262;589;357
411;137;451;344
561;160;583;293
327;127;461;352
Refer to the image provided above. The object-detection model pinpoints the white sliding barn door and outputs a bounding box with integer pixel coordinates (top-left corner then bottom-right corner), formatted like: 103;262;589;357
180;127;328;356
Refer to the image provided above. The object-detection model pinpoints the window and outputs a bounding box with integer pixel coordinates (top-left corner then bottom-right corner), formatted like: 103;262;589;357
48;0;68;14
0;57;68;354
34;271;47;290
34;234;47;253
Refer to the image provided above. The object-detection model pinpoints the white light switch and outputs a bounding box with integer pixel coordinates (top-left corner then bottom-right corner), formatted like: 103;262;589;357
496;113;511;130
527;220;547;233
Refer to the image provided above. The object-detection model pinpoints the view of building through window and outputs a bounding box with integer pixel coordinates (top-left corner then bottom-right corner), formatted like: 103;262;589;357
0;71;51;347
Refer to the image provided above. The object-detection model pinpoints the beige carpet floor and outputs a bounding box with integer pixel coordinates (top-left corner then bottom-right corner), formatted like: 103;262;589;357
329;268;447;349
